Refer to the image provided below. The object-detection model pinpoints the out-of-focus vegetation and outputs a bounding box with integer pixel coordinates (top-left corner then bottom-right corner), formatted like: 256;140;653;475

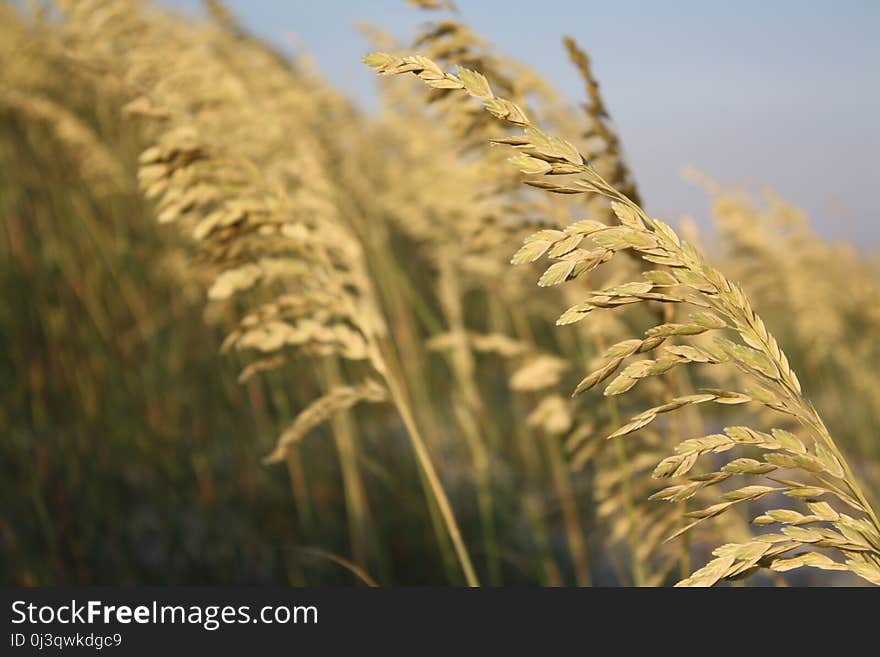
1;0;877;586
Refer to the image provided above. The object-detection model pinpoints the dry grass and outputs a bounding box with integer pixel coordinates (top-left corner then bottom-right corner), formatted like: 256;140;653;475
2;0;877;586
365;51;880;585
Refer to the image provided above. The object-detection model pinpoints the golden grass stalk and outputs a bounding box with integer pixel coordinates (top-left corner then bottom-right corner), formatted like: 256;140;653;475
51;0;479;585
365;51;880;586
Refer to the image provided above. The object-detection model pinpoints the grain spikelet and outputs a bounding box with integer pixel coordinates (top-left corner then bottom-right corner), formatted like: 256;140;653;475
263;380;388;464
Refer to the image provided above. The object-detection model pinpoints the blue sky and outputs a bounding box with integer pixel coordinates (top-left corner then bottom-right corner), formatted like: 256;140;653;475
164;1;880;245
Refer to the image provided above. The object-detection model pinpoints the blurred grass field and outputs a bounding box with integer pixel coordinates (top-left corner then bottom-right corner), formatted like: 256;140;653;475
2;0;878;586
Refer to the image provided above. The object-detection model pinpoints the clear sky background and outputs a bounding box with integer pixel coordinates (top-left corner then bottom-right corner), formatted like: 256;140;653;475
163;0;879;246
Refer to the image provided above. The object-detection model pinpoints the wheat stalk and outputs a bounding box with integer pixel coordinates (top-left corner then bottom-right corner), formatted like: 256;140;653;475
365;51;880;585
53;0;480;586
